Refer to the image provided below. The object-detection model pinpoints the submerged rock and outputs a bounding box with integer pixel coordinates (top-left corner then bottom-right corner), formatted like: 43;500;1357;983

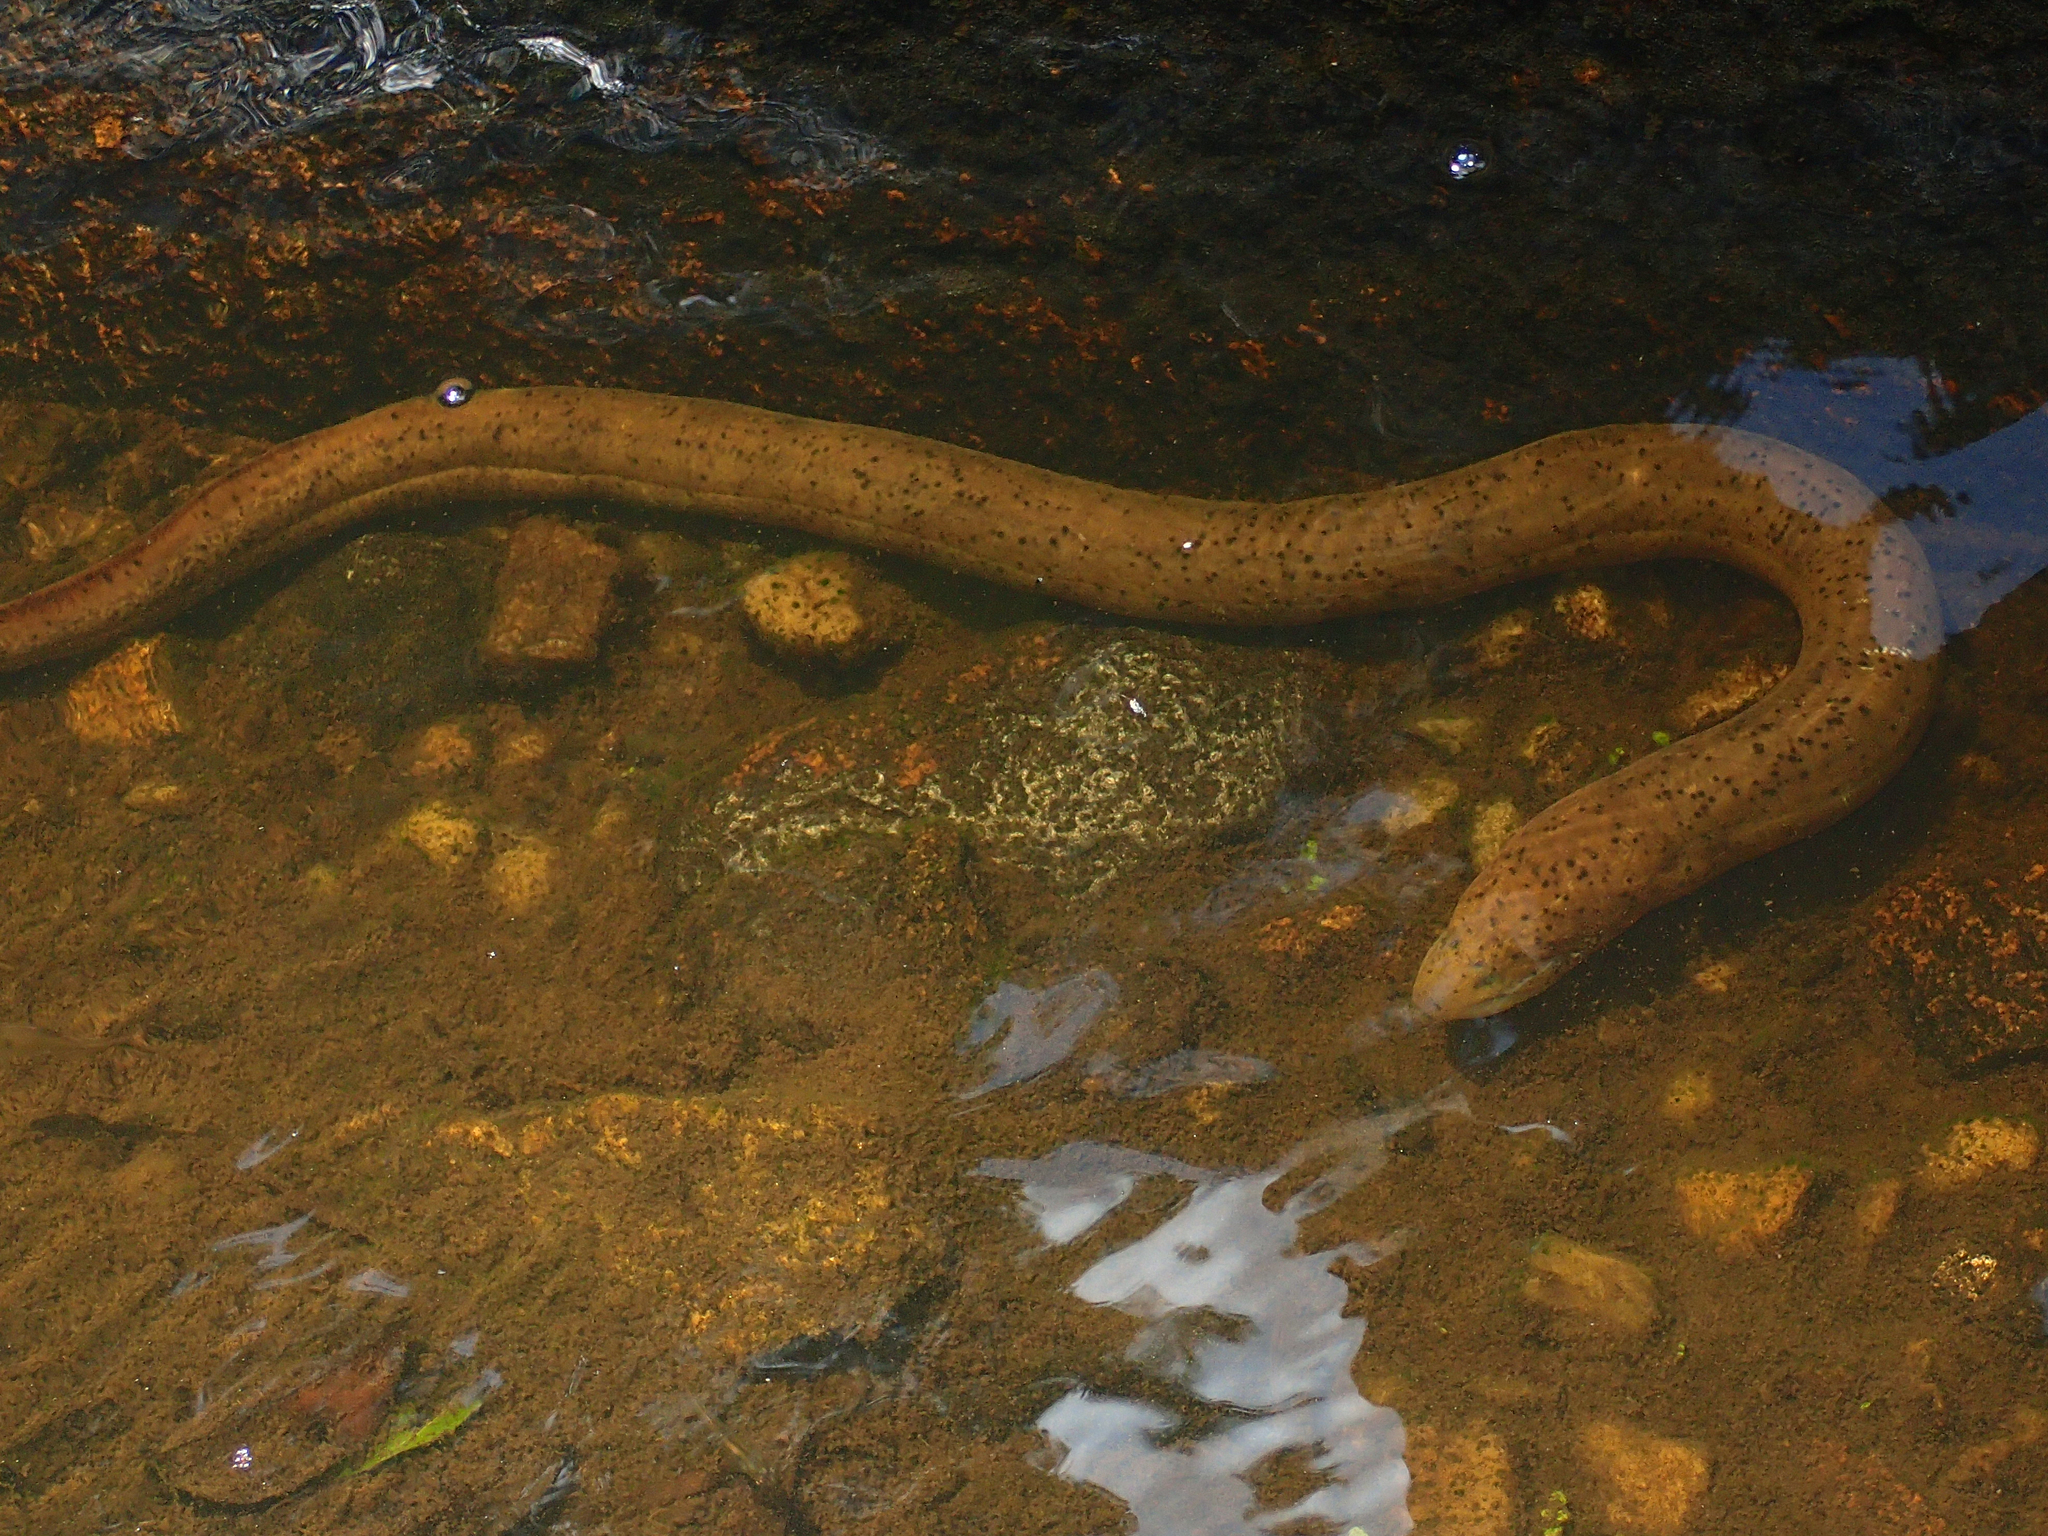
210;531;496;750
1405;1421;1513;1536
1522;1234;1658;1338
949;637;1312;889
1851;1178;1904;1244
1467;797;1521;869
1673;1164;1812;1258
389;802;481;871
740;549;901;668
481;516;620;672
1915;1117;2039;1191
1577;1420;1709;1536
63;635;186;746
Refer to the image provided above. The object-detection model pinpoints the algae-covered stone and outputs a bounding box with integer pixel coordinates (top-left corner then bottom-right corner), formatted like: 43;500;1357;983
485;839;554;916
1471;610;1533;670
1674;1164;1812;1257
1553;582;1616;641
1468;798;1521;869
1659;1070;1715;1121
1406;1421;1513;1536
1577;1420;1709;1535
1916;1117;2039;1191
120;779;191;816
1931;1246;2001;1301
480;515;621;672
391;803;480;870
1407;712;1485;757
401;720;477;778
952;638;1312;888
1523;1234;1658;1337
1852;1177;1903;1243
711;635;1316;893
1379;776;1459;835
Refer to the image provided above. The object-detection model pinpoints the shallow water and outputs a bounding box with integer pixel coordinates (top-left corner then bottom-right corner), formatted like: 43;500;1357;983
1;3;2046;1533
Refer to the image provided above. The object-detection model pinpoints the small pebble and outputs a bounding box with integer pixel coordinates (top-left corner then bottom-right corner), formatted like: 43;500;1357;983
1932;1247;2000;1302
740;550;897;668
63;636;185;746
1523;1234;1657;1336
1852;1178;1903;1242
1674;1164;1812;1257
1917;1117;2039;1191
1688;960;1736;994
392;803;481;870
1578;1420;1708;1536
1403;1421;1511;1536
403;721;477;777
1552;583;1615;642
1468;798;1521;868
1406;713;1484;757
485;840;553;917
1659;1070;1715;1121
481;517;621;672
1470;610;1533;670
1378;777;1459;836
121;780;191;815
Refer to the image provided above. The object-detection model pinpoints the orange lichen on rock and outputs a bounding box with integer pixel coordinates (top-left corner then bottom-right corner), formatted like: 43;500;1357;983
1870;868;2048;1068
1256;905;1365;962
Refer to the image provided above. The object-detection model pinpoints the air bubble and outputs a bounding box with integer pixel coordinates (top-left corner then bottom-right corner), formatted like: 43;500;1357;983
1444;141;1491;181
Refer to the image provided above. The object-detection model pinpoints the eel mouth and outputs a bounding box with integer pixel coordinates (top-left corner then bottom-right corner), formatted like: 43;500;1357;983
1411;931;1563;1023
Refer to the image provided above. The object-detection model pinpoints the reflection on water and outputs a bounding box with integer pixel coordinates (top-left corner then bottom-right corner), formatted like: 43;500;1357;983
981;1088;1467;1536
1187;785;1465;932
959;969;1121;1098
1673;343;2048;632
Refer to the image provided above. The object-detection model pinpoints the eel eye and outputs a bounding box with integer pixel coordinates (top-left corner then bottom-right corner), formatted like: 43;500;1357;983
435;376;475;408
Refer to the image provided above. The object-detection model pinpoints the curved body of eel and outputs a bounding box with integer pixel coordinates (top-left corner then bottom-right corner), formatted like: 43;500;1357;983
0;387;1943;1019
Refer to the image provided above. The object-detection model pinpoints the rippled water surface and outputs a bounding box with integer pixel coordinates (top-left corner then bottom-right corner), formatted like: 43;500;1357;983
2;2;2047;1532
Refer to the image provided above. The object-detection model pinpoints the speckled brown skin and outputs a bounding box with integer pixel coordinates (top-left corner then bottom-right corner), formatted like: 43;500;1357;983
0;388;1943;1018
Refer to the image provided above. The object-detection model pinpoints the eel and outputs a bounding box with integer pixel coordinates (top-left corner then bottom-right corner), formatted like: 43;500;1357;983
0;386;1943;1019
